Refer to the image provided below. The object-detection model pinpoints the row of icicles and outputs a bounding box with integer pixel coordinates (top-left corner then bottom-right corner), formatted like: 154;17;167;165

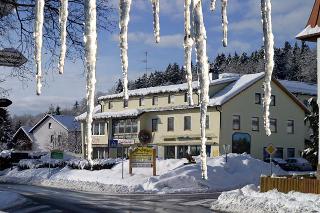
33;0;274;179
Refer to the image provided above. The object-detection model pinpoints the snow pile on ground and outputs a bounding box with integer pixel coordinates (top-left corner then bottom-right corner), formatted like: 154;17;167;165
0;191;26;210
211;184;320;213
0;154;286;193
0;150;12;158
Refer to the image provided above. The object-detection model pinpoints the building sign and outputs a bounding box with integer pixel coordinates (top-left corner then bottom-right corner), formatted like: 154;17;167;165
129;147;156;176
51;150;64;159
118;139;135;145
0;48;27;67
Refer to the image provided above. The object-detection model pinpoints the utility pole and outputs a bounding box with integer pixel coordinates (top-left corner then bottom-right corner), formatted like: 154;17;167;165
142;51;152;76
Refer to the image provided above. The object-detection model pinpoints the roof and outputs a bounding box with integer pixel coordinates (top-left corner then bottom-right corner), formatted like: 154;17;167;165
98;77;238;100
296;0;320;41
279;80;317;96
12;126;34;142
29;114;80;133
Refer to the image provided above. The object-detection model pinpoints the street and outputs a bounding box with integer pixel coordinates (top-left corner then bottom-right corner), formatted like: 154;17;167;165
0;184;220;213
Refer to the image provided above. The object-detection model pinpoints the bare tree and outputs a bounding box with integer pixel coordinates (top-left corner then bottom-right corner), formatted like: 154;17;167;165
0;0;115;91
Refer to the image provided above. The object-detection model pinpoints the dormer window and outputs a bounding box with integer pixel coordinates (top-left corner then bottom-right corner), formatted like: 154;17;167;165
48;123;52;129
168;94;175;104
152;96;158;105
139;97;145;106
108;101;113;109
123;100;128;108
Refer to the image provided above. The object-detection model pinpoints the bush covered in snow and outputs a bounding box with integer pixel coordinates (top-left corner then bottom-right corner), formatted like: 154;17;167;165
18;159;65;170
67;158;118;170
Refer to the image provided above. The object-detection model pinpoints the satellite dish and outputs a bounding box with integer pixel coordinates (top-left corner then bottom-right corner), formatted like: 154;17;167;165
0;98;12;107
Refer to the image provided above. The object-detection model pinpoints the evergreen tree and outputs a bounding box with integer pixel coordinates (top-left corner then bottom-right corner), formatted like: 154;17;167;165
55;106;61;115
0;108;13;150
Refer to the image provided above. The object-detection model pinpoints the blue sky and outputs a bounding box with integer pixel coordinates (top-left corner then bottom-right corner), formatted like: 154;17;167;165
3;0;315;115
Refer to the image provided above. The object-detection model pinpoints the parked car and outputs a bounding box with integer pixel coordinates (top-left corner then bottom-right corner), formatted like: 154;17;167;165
272;158;289;170
286;158;313;171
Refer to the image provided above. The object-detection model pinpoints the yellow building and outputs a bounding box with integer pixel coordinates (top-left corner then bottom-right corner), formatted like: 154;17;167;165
76;72;313;161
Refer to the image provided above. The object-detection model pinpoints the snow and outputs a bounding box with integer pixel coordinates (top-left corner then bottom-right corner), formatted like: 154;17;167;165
84;0;98;161
296;25;320;39
0;191;26;210
184;0;194;106
151;0;160;43
75;105;101;121
0;150;11;158
98;77;237;100
193;0;210;179
119;0;132;102
0;154;287;194
209;72;264;106
34;0;45;95
261;0;275;136
58;0;68;74
279;80;317;96
221;0;228;47
211;184;320;213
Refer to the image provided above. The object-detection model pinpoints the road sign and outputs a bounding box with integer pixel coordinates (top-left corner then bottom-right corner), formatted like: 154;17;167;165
0;48;27;67
118;139;135;145
51;150;64;159
0;98;12;107
109;139;118;147
265;144;277;155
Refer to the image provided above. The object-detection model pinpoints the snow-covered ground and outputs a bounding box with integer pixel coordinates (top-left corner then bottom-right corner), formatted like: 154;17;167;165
211;184;320;213
0;154;287;194
0;191;26;210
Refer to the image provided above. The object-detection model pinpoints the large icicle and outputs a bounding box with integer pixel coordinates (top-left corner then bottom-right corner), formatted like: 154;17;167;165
34;0;45;95
221;0;228;47
261;0;274;136
184;0;194;106
193;0;209;180
58;0;68;74
151;0;160;43
119;0;132;104
84;0;97;161
210;0;217;11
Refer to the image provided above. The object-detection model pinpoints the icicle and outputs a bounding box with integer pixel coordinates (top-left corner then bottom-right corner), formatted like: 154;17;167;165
221;0;228;47
193;0;209;180
58;0;68;75
210;0;216;11
261;0;274;136
151;0;160;43
34;0;45;95
184;0;194;106
84;0;97;162
119;0;132;103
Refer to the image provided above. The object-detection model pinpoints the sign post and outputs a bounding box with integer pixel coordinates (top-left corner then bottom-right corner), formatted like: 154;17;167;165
265;144;277;176
223;144;231;163
118;139;134;179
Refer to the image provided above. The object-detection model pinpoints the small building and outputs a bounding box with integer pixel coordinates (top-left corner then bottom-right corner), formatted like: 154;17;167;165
77;72;313;161
12;114;81;153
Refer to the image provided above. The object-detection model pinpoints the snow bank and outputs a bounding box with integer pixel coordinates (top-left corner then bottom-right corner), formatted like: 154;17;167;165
0;150;11;158
211;184;320;213
0;154;286;194
0;191;26;210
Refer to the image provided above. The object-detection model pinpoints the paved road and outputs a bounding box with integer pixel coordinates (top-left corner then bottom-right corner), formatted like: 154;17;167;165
0;184;220;213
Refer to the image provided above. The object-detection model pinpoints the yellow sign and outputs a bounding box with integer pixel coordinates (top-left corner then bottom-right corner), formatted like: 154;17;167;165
265;144;277;155
129;147;156;176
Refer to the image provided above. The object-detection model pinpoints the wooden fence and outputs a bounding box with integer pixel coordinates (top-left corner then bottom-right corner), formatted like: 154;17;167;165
260;176;320;194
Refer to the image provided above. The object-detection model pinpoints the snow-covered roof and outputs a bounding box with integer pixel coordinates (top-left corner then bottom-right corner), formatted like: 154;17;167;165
98;77;238;100
278;80;317;96
29;114;80;133
296;25;320;41
12;126;34;142
75;105;101;121
209;72;265;106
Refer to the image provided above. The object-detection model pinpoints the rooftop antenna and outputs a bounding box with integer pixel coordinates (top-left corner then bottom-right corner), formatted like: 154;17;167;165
142;51;152;75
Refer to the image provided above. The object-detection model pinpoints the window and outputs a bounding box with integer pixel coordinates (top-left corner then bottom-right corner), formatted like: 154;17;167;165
255;93;261;104
232;115;240;130
270;118;277;133
50;135;54;147
184;116;191;130
168;94;175;104
190;145;201;156
92;122;105;135
108;101;113;109
287;148;295;158
251;117;259;131
58;135;62;144
177;146;188;159
164;146;175;159
152;96;158;105
139;97;145;106
274;147;283;159
232;133;251;154
113;119;137;134
123;100;128;108
48;123;52;129
167;117;174;131
206;115;209;129
287;120;294;134
152;119;158;132
270;95;276;106
184;93;188;102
